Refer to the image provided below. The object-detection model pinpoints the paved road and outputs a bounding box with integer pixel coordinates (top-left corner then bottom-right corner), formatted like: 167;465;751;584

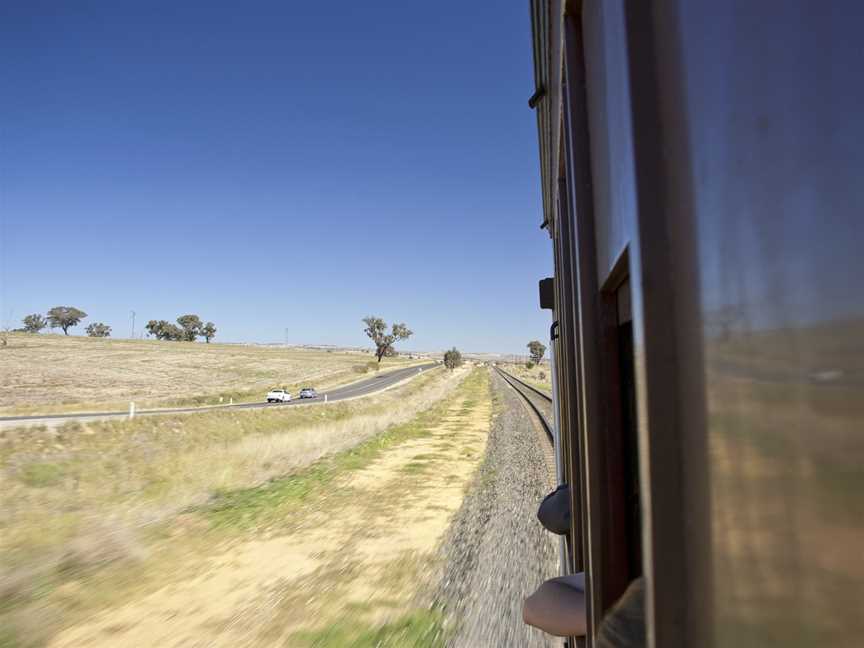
0;362;439;427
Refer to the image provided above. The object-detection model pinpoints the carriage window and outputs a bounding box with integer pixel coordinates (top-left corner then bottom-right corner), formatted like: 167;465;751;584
596;269;643;610
615;279;642;581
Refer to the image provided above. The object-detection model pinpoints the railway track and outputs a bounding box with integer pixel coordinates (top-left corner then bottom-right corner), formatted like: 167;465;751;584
493;366;553;446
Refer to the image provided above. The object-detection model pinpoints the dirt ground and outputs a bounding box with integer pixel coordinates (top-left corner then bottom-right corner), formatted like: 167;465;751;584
45;371;492;647
0;333;420;415
435;371;557;648
0;366;461;580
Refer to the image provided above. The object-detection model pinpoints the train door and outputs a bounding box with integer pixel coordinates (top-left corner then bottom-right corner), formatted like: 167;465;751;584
559;5;646;641
603;274;641;586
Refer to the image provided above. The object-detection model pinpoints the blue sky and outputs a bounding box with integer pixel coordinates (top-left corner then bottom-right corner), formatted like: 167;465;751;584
0;1;552;354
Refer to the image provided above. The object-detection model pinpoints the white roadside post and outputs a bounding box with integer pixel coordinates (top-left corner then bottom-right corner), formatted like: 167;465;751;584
129;401;136;419
324;394;328;404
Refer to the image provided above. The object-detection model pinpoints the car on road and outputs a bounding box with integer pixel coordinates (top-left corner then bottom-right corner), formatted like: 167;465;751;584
299;387;318;399
266;388;292;403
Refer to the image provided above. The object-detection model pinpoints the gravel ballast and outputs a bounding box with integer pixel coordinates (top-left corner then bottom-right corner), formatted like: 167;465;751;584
435;369;561;648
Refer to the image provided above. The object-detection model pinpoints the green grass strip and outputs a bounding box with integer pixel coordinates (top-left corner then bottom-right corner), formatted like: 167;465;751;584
201;397;447;531
290;609;448;648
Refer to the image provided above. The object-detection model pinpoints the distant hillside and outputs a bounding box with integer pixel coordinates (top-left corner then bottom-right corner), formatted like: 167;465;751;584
1;333;420;415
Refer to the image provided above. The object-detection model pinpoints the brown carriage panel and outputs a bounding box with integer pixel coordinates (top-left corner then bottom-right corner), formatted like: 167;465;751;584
576;1;652;632
620;1;713;646
560;9;606;637
554;176;582;572
622;0;864;646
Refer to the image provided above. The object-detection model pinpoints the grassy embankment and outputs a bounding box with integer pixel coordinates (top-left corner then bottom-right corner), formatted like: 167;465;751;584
502;362;551;393
1;366;491;647
0;333;424;416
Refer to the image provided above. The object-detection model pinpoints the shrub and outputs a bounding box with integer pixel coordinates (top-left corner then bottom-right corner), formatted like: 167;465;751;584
443;347;463;371
527;340;547;364
19;462;65;487
23;314;47;333
86;322;112;338
201;322;217;343
146;320;184;341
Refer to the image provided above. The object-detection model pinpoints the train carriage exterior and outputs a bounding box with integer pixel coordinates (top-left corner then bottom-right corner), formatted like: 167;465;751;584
528;1;863;646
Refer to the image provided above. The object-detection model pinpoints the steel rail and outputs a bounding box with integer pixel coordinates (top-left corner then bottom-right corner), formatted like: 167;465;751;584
496;367;552;403
493;366;553;445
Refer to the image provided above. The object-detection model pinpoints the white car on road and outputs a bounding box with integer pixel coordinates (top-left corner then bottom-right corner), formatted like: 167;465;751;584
266;389;292;403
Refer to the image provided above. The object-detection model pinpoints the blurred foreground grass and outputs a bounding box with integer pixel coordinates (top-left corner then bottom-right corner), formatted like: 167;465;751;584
1;366;490;647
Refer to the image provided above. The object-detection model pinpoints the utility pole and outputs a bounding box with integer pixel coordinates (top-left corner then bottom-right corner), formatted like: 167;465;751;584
130;310;136;339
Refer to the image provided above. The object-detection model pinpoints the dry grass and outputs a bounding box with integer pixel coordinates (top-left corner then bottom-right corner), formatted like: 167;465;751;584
0;367;484;647
44;370;491;648
0;333;421;415
0;366;465;569
502;362;551;392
